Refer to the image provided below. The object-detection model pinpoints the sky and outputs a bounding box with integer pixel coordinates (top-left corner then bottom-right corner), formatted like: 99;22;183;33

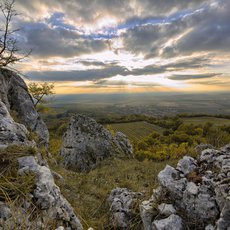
9;0;230;94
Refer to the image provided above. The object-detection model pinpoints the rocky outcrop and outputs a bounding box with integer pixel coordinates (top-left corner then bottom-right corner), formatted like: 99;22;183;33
0;155;83;230
0;100;33;148
0;81;82;229
108;188;142;229
0;68;49;145
140;145;230;230
18;156;83;229
60;115;133;172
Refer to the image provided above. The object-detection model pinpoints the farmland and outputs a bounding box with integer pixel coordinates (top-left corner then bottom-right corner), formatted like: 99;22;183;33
106;121;164;142
182;117;230;126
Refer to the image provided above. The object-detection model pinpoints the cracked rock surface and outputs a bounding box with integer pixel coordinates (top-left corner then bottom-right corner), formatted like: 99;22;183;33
0;68;49;145
140;145;230;230
61;115;133;172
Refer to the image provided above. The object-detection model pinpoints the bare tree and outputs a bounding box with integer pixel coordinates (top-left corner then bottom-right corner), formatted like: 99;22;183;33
0;0;30;67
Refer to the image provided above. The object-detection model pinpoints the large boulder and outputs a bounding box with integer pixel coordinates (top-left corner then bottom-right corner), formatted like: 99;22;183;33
0;68;49;145
60;115;133;172
140;145;230;229
0;100;33;148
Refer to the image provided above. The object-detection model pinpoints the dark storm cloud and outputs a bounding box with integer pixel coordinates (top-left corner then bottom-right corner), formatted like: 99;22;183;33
26;57;209;82
122;0;230;58
16;0;209;24
11;0;229;89
18;20;107;58
16;0;133;24
169;74;219;81
26;66;127;82
15;0;227;61
26;64;165;81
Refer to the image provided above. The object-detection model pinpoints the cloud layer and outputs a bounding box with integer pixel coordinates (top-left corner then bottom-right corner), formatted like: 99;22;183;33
11;0;230;92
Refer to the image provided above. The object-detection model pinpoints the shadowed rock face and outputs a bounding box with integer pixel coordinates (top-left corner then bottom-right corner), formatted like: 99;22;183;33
60;115;133;172
0;101;33;148
0;68;49;145
0;83;83;229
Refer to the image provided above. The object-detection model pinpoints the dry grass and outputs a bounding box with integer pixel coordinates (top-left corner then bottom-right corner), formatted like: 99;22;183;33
51;157;177;229
0;145;37;202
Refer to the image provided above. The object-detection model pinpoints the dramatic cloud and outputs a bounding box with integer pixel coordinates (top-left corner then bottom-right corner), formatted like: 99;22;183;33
16;0;209;26
26;57;210;82
122;0;230;58
10;0;230;93
18;20;108;58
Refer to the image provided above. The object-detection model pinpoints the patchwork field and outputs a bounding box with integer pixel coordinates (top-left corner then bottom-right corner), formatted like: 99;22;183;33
182;117;230;126
106;121;164;142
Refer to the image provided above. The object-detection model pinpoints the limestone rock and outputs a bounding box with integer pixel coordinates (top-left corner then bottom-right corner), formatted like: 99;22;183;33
0;68;49;145
0;101;32;148
140;200;156;230
17;155;83;230
152;214;183;230
108;188;142;229
158;165;187;199
140;187;164;230
216;194;230;230
158;203;176;217
115;132;133;156
176;156;198;176
141;144;230;229
60;115;133;172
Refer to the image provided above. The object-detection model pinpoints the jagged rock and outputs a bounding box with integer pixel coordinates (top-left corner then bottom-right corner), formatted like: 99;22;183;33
0;101;32;148
115;132;133;156
186;181;198;195
158;203;176;216
140;200;156;230
216;193;230;230
108;188;142;229
140;187;164;230
0;68;49;145
17;155;83;230
0;202;11;221
158;165;187;199
60;115;133;172
200;148;219;163
176;156;198;176
182;184;219;223
141;144;230;229
152;214;183;230
195;143;214;153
